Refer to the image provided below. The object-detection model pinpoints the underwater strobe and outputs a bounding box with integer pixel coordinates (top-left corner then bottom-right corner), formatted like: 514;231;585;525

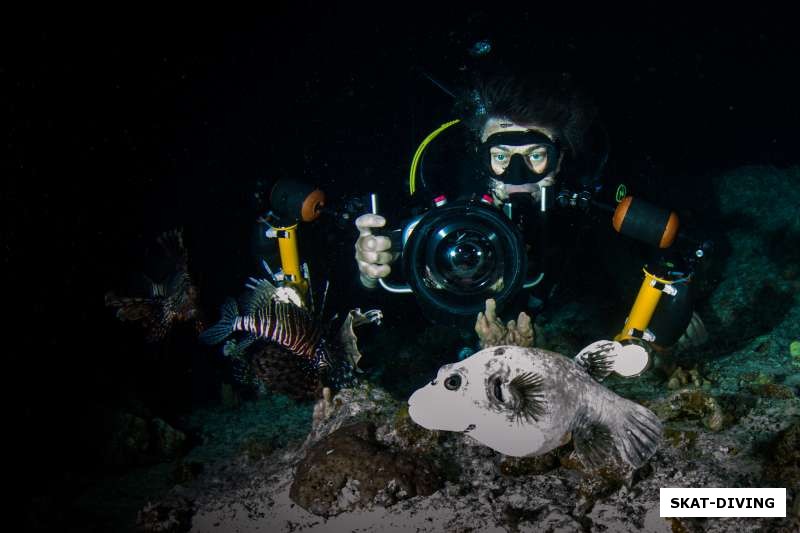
262;179;326;300
611;196;694;352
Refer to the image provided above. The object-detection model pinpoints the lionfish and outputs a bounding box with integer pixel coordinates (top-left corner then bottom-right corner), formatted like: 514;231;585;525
105;229;202;341
200;269;381;400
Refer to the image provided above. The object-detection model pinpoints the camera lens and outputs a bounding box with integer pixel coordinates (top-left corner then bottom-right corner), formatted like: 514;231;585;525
403;199;527;325
447;240;485;275
434;229;497;292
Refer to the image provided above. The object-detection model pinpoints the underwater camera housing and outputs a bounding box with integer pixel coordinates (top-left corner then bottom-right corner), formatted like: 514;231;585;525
375;195;532;326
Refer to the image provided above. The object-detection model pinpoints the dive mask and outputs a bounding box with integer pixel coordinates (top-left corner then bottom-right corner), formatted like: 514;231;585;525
482;130;560;186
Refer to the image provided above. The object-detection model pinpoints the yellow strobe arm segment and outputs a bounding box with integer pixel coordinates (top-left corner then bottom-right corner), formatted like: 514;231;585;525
614;267;674;343
272;223;308;299
409;119;461;196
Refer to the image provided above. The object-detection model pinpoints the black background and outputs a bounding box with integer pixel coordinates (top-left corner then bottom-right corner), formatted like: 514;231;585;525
6;5;799;526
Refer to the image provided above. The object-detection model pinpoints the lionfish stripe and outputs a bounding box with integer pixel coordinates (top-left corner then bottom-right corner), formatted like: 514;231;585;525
263;306;272;339
285;306;292;347
269;305;277;341
274;305;282;344
290;315;300;352
279;305;287;344
281;305;289;345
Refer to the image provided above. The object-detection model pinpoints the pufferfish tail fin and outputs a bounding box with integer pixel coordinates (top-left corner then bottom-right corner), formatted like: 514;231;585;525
608;397;662;469
573;397;662;470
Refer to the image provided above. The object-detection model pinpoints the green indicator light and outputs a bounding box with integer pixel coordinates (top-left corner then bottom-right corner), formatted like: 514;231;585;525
615;184;627;203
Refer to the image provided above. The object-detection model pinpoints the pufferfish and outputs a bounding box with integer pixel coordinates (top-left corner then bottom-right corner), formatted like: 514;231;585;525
200;277;381;398
408;345;662;469
105;228;202;341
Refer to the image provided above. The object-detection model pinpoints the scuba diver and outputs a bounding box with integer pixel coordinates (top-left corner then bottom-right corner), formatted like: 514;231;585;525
353;70;710;377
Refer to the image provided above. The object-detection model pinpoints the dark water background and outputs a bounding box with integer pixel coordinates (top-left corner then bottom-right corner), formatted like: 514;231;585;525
6;7;799;525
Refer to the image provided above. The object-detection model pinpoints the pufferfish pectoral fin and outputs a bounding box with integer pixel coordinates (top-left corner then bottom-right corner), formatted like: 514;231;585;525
572;419;615;469
574;341;617;382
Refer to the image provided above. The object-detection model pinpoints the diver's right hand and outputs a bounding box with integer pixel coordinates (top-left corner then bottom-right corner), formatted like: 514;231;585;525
355;214;395;288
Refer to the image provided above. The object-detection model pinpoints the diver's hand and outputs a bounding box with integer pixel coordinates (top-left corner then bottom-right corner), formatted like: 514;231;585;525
355;214;395;288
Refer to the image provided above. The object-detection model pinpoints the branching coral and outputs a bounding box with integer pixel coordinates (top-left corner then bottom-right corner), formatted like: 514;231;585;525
474;298;535;349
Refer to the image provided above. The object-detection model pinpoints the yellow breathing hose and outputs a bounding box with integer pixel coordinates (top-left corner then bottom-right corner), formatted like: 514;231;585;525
409;119;461;196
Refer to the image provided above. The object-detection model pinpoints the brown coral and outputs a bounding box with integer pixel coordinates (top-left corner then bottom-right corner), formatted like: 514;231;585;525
652;389;727;432
667;366;709;390
474;298;535;349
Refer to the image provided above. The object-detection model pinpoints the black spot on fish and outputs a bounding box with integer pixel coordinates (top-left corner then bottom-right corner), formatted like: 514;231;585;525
464;424;476;433
494;347;506;355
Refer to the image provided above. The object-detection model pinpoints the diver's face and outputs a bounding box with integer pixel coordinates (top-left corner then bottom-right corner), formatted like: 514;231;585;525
481;118;558;176
480;118;561;202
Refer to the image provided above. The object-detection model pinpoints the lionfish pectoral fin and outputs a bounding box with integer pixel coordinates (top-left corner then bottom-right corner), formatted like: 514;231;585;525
105;292;169;342
163;270;190;298
156;228;188;269
105;293;157;320
199;298;239;345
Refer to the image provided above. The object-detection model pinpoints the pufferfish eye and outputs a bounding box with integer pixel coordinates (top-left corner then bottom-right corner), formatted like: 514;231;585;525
444;374;462;391
493;378;505;402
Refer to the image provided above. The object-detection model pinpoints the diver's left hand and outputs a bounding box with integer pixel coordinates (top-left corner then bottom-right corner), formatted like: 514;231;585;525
354;214;395;288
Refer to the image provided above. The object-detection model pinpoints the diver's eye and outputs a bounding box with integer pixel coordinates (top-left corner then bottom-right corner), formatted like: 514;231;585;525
492;154;508;166
444;374;462;391
529;152;545;162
